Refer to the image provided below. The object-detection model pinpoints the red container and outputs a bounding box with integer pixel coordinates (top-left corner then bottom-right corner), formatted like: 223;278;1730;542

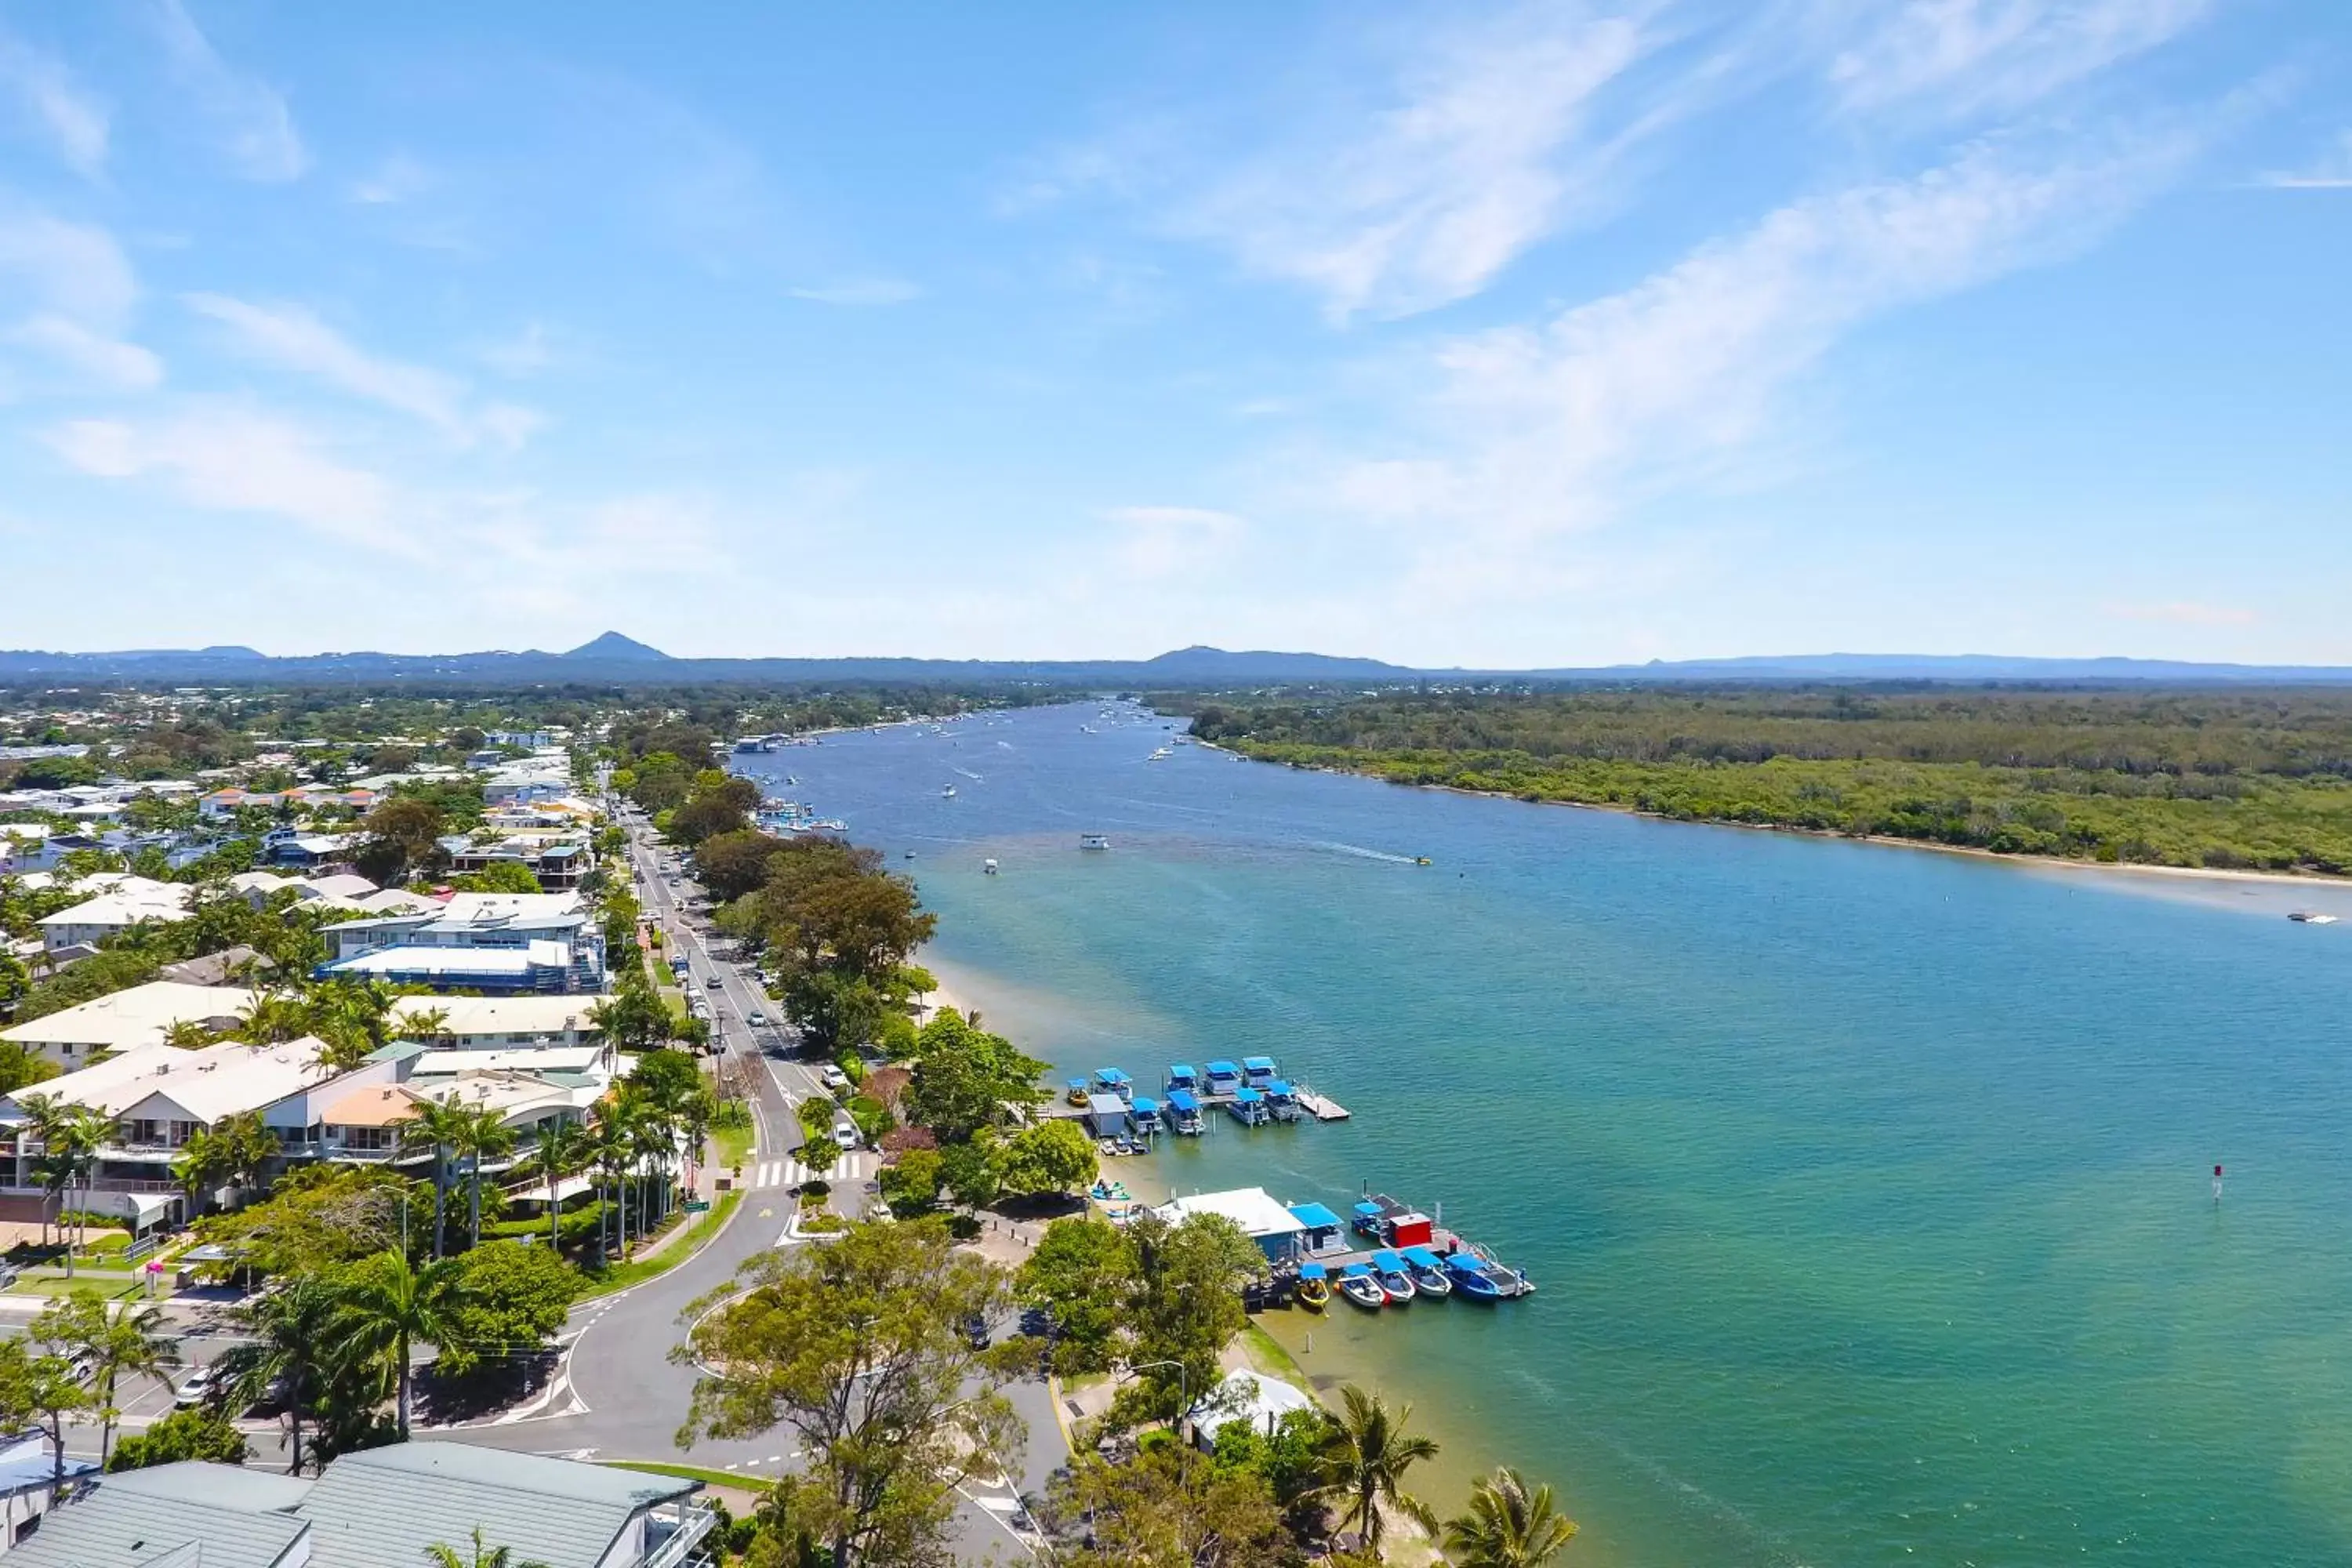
1388;1212;1434;1248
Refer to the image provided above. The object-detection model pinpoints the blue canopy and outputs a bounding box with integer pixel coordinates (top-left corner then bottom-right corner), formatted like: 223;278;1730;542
1298;1261;1328;1280
1400;1245;1445;1269
1205;1059;1240;1076
1094;1067;1131;1084
1131;1095;1161;1115
1232;1086;1264;1102
1243;1055;1277;1071
1341;1261;1374;1276
1166;1089;1200;1111
1065;1079;1087;1091
1370;1250;1406;1271
1353;1200;1384;1218
1167;1063;1199;1082
1266;1080;1294;1097
1288;1202;1343;1229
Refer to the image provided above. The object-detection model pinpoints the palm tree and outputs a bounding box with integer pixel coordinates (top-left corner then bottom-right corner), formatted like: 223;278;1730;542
423;1526;552;1568
527;1120;587;1250
160;1018;216;1050
22;1100;113;1276
1443;1468;1580;1568
215;1274;340;1474
1320;1385;1441;1551
463;1104;516;1250
14;1093;71;1250
583;1102;636;1259
234;986;310;1045
216;1110;281;1194
170;1127;234;1218
85;1301;178;1468
400;1004;452;1046
331;1249;466;1439
399;1098;476;1258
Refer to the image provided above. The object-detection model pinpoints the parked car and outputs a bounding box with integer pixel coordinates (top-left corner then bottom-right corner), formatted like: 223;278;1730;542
175;1367;216;1408
819;1064;849;1091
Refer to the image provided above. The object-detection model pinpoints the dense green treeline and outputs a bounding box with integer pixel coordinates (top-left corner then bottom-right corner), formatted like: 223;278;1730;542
1185;688;2352;874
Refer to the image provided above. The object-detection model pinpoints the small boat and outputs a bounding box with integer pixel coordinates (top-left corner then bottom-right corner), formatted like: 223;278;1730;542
1414;856;1433;866
1080;833;1110;851
1065;1079;1090;1107
1088;1179;1131;1203
1400;1245;1453;1298
2288;910;2339;924
1165;1063;1200;1094
904;850;916;858
1226;1086;1267;1126
1165;1089;1203;1135
1204;1059;1242;1098
1242;1055;1279;1089
1264;1080;1301;1122
1370;1250;1417;1302
983;858;999;874
1131;1095;1163;1136
1093;1066;1134;1102
1444;1253;1504;1301
1294;1261;1330;1311
941;786;956;798
1337;1263;1387;1310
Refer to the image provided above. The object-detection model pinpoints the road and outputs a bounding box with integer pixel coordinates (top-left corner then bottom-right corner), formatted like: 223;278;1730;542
424;804;1058;1559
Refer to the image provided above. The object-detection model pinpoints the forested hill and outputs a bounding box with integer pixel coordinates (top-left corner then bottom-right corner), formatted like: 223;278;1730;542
1181;689;2352;875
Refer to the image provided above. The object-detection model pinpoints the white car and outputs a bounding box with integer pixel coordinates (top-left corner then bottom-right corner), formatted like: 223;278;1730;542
746;1011;768;1028
818;1065;849;1091
833;1120;860;1150
175;1367;216;1408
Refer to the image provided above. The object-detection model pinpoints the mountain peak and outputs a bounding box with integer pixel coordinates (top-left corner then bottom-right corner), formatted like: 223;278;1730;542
563;631;670;662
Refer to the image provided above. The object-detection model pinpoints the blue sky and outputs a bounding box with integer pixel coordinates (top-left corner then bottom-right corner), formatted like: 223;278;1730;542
0;2;2346;665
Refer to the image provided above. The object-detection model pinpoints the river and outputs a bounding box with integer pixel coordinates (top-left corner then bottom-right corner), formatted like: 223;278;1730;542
735;701;2352;1567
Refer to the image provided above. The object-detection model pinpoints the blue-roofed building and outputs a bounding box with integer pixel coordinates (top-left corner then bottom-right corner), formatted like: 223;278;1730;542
1084;1094;1131;1139
1287;1200;1347;1254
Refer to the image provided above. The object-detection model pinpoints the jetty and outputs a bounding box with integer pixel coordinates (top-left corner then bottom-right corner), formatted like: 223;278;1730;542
1292;1083;1350;1121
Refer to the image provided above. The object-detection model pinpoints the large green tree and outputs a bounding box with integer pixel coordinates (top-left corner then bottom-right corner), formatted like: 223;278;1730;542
32;1290;178;1467
1316;1385;1441;1552
1016;1218;1136;1374
330;1250;469;1439
1442;1467;1581;1568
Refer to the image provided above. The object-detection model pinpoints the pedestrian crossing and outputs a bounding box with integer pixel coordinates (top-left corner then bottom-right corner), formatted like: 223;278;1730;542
748;1151;873;1189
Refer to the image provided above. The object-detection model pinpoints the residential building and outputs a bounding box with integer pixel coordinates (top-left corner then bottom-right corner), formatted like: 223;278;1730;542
260;828;363;870
481;751;575;804
0;825;59;877
441;829;594;890
1156;1186;1308;1262
35;877;193;951
3;1441;711;1568
389;993;612;1049
318;892;605;993
227;869;386;910
0;1432;99;1555
0;979;248;1066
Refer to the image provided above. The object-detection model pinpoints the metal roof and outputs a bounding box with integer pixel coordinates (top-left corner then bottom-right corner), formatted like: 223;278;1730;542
298;1442;695;1568
100;1460;317;1512
4;1490;309;1568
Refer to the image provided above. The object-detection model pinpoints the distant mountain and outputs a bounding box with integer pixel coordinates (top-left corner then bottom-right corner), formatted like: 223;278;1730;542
564;631;671;662
2;638;2349;688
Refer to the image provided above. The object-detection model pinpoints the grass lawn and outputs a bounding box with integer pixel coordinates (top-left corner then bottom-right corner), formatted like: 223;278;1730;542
575;1191;742;1301
1238;1320;1309;1384
9;1272;151;1301
712;1121;755;1170
604;1459;772;1492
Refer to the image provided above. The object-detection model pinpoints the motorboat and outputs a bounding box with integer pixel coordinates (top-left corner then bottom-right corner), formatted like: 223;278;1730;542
1337;1263;1387;1309
1080;833;1110;851
1445;1253;1504;1301
983;858;999;874
1165;1089;1203;1135
1294;1261;1331;1311
2288;910;2339;924
1065;1079;1090;1107
1400;1245;1454;1298
942;786;957;798
1370;1250;1418;1303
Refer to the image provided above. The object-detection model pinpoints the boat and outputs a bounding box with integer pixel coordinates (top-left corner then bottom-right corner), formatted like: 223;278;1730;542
1080;833;1111;851
1400;1245;1454;1298
941;786;957;798
1369;1250;1418;1302
1130;1096;1163;1136
1352;1194;1436;1249
2288;910;2339;924
1264;1080;1301;1122
1204;1059;1242;1097
1093;1066;1134;1102
1294;1261;1330;1310
1165;1063;1200;1094
1242;1054;1279;1089
1148;746;1174;760
1414;856;1433;866
1443;1252;1504;1301
1337;1263;1387;1309
1444;1242;1536;1300
1165;1088;1203;1135
983;858;999;875
1089;1178;1131;1203
1065;1079;1090;1107
1226;1086;1267;1126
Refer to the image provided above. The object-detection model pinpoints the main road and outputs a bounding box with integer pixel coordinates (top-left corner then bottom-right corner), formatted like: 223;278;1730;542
429;804;1060;1559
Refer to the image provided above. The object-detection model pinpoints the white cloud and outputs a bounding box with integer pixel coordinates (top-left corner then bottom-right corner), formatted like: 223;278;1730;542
0;29;108;176
350;152;431;205
2258;129;2352;190
788;278;924;307
1103;505;1247;578
1825;0;2217;119
1180;2;1665;322
184;294;541;448
151;0;307;182
0;207;138;325
45;408;394;547
9;315;163;390
1320;122;2212;549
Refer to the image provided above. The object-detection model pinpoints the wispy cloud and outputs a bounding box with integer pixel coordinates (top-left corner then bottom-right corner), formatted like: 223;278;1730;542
477;321;566;378
1102;505;1246;578
2107;600;2258;626
1319;120;2216;551
45;407;394;548
0;204;160;391
0;27;108;176
183;294;540;448
2258;129;2352;190
788;278;924;307
151;0;307;182
9;315;162;390
350;152;431;205
1824;0;2219;120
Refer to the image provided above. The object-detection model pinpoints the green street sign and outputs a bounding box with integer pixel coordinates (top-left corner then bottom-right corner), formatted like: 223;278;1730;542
684;1199;711;1212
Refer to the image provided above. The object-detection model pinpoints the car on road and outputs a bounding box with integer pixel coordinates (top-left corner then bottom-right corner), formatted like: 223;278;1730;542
174;1366;216;1408
819;1064;849;1091
833;1120;860;1150
746;1010;768;1027
705;975;722;990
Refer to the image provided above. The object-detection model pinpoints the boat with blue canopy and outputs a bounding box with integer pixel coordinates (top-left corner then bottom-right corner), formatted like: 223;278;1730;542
1442;1243;1534;1301
1242;1055;1279;1088
1399;1245;1454;1297
1295;1261;1330;1310
1165;1089;1203;1134
1226;1085;1267;1126
1369;1249;1418;1303
1204;1060;1242;1096
1092;1067;1134;1102
1337;1261;1386;1309
1129;1095;1163;1135
1065;1079;1089;1107
1264;1080;1301;1122
1165;1064;1200;1094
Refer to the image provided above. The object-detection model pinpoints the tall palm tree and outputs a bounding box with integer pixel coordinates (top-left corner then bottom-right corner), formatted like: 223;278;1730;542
23;1101;112;1276
170;1126;234;1218
1321;1385;1442;1551
215;1274;340;1475
331;1249;466;1439
583;1102;636;1259
14;1093;71;1250
527;1120;587;1250
216;1110;281;1193
398;1098;476;1258
463;1105;517;1250
1443;1468;1580;1568
423;1526;552;1568
85;1300;178;1468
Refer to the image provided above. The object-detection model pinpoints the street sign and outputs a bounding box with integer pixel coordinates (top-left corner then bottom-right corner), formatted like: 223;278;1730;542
684;1199;710;1212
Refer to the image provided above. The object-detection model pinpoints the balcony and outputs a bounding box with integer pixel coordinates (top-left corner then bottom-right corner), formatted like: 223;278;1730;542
639;1499;717;1568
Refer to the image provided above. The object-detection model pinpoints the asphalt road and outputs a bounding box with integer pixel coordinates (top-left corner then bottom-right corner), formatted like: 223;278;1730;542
423;805;1062;1559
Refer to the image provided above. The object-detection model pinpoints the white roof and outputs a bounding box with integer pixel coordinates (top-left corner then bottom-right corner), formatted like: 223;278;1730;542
0;980;247;1049
408;1044;606;1076
306;873;380;899
355;888;441;915
390;993;610;1038
328;947;544;978
1189;1371;1319;1446
24;1036;332;1123
1157;1186;1307;1240
437;891;585;923
38;879;193;929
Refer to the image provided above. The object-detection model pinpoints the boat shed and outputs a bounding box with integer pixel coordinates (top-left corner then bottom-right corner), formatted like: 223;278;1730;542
1159;1186;1307;1261
1287;1201;1348;1254
1084;1094;1132;1138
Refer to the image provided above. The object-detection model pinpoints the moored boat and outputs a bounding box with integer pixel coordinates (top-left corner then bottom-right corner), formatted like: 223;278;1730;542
1295;1261;1330;1310
1370;1249;1418;1302
1400;1245;1453;1298
1165;1089;1203;1135
1338;1263;1387;1309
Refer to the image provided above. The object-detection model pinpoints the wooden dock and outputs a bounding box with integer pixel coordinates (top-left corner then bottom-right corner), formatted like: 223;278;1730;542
1294;1087;1351;1121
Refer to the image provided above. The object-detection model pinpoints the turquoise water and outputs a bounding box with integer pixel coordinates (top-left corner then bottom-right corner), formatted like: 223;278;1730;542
742;706;2352;1566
